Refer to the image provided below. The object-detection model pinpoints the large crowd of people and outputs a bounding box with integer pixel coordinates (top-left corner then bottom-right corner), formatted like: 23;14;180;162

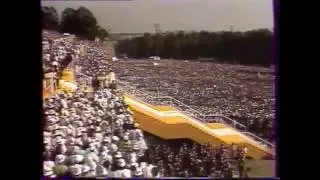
42;31;80;75
43;88;153;178
42;31;268;178
43;33;155;178
113;60;274;142
143;133;249;178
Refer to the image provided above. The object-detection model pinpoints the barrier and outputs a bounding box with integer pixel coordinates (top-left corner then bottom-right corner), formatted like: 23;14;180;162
43;76;57;99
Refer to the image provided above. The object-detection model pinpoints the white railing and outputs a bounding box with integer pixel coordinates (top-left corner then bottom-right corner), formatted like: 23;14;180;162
242;132;274;149
117;80;274;149
43;77;57;97
77;73;92;86
44;80;55;93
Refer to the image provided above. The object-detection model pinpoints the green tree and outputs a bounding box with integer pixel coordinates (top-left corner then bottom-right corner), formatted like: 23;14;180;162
161;32;176;58
115;29;272;66
198;31;211;58
153;33;163;57
60;6;99;40
59;8;77;33
41;6;59;30
96;25;109;39
142;33;153;57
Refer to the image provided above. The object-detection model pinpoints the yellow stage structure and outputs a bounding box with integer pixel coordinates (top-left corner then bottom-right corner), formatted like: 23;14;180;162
42;41;274;160
43;68;77;99
43;72;57;99
123;95;274;159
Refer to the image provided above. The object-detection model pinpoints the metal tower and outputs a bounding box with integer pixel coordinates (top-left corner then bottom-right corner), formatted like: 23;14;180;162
154;23;161;34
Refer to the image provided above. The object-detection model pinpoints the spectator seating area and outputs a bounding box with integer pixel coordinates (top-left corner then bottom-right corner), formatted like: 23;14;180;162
113;60;274;142
42;31;272;178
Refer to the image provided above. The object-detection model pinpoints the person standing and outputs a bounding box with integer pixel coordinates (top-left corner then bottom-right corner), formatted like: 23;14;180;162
107;70;115;87
243;167;251;178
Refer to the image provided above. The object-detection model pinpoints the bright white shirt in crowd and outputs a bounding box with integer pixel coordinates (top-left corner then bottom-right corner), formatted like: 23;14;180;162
107;72;115;84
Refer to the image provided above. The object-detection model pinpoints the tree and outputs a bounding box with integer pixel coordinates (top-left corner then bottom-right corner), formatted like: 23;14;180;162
41;6;59;30
115;29;272;66
42;6;111;41
161;32;177;58
198;31;211;58
96;25;109;39
153;33;163;57
142;33;153;57
59;6;99;40
59;8;77;33
74;7;98;40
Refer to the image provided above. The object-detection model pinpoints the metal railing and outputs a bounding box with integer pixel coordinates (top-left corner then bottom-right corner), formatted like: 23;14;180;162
242;132;274;149
76;73;92;87
118;81;244;126
43;77;57;98
117;80;274;149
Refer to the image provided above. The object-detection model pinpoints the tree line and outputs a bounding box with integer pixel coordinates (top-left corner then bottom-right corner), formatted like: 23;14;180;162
116;29;272;66
42;6;108;40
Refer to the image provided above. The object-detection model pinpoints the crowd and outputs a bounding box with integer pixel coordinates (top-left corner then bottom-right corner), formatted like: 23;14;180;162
42;89;248;178
43;31;255;178
143;133;249;178
42;30;80;75
74;41;117;92
43;88;158;178
76;42;111;77
43;33;156;178
113;59;274;142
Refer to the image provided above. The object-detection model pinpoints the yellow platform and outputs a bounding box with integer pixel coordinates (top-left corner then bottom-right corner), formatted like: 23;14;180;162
61;69;75;82
43;69;76;99
124;95;273;159
154;106;176;111
206;123;230;129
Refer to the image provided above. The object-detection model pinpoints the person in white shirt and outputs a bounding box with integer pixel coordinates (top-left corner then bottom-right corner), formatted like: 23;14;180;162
94;127;103;142
121;169;132;178
133;167;144;178
96;164;108;176
44;165;55;177
52;60;59;72
61;99;68;109
81;165;92;177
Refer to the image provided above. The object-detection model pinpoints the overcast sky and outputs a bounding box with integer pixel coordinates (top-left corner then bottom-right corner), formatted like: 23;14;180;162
42;0;274;33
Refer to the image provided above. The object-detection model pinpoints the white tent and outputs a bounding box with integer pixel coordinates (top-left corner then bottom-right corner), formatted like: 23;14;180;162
149;56;161;60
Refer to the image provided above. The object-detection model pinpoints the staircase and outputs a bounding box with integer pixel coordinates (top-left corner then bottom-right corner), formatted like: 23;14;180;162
117;80;274;152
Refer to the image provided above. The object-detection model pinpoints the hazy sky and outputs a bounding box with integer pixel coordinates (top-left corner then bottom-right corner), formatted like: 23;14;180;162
42;0;274;33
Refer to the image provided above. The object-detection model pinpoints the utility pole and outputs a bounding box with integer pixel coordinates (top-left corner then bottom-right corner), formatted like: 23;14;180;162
230;25;234;32
153;23;162;96
107;26;112;41
153;23;162;57
154;23;162;34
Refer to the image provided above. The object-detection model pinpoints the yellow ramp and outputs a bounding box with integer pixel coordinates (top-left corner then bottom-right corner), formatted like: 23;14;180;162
124;96;273;159
154;106;176;111
206;123;230;129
